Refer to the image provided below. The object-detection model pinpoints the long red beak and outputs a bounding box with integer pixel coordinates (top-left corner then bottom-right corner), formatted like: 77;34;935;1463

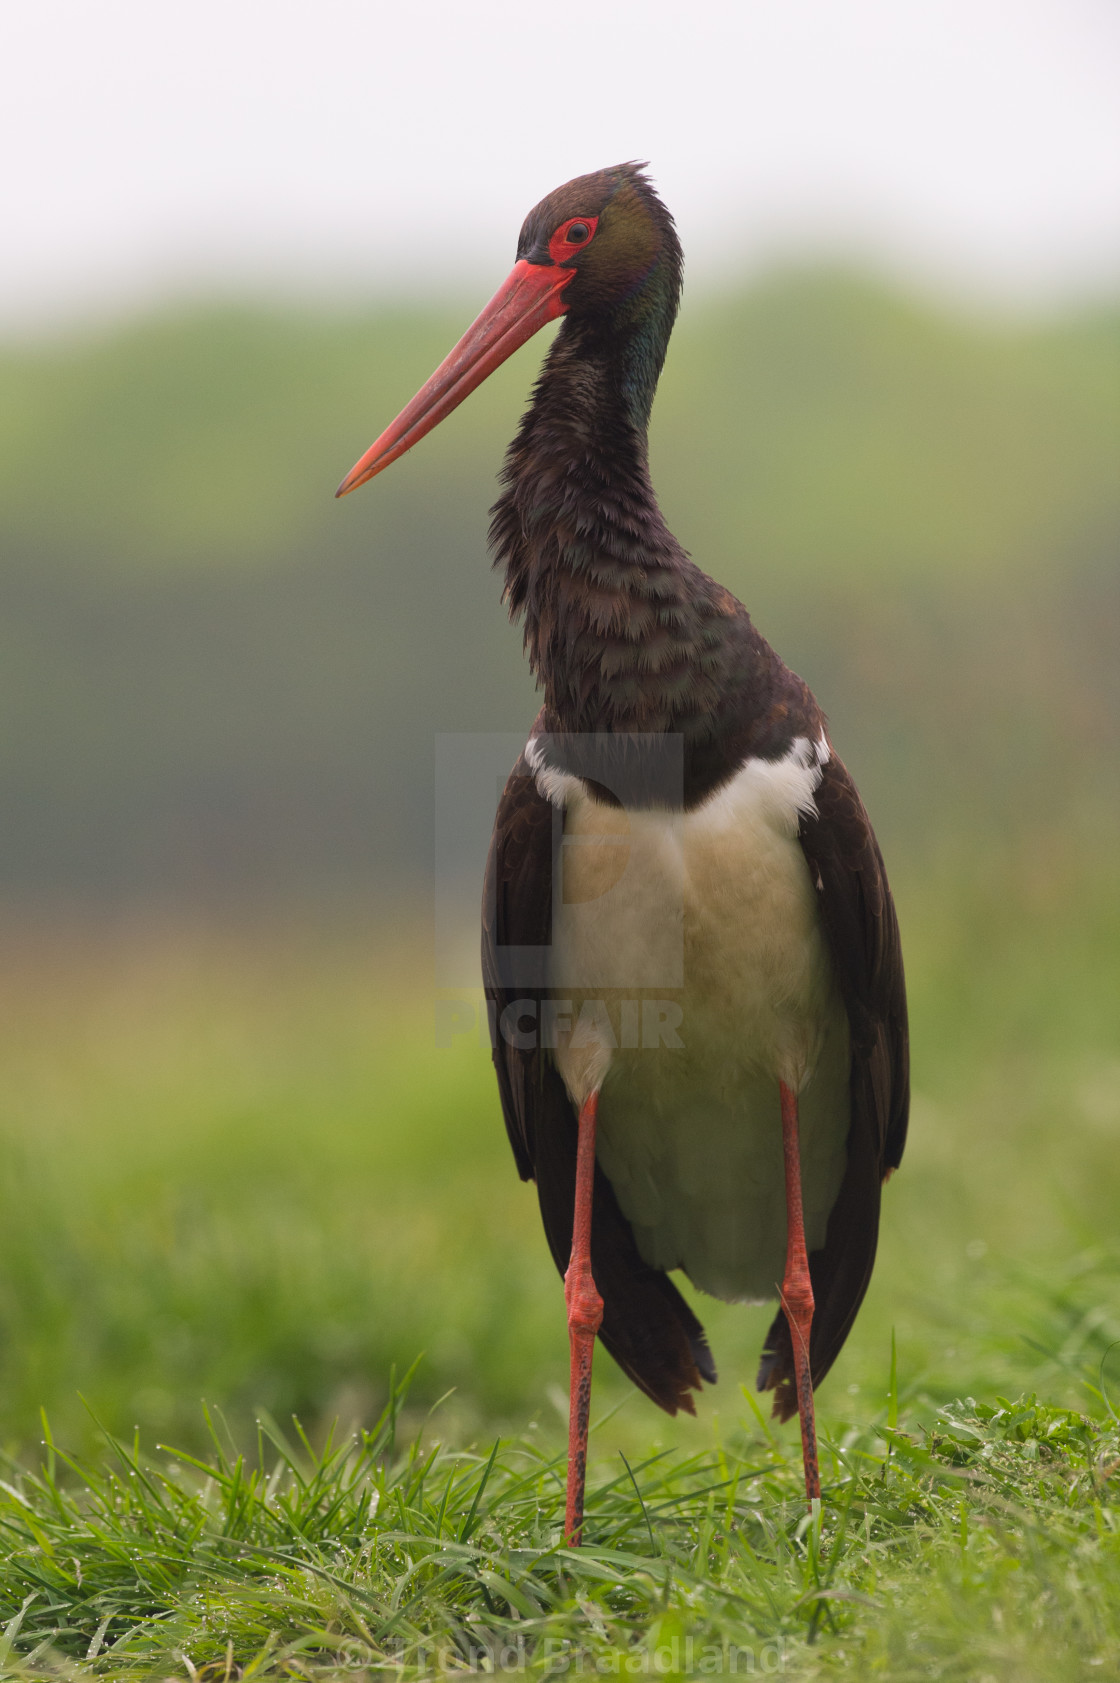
336;260;575;497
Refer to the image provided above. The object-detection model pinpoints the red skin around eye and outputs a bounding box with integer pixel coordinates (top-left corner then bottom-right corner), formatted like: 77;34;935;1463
548;216;599;265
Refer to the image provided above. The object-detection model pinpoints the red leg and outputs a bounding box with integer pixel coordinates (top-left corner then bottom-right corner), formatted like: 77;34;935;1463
563;1088;603;1545
779;1079;821;1508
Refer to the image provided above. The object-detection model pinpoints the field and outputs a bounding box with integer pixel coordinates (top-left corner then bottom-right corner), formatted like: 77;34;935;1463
1;847;1118;1678
0;272;1118;1676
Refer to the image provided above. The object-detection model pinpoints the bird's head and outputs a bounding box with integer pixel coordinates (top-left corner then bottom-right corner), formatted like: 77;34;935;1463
336;163;681;496
512;163;681;329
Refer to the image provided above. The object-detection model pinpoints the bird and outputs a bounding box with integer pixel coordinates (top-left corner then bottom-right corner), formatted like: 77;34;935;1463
336;163;909;1543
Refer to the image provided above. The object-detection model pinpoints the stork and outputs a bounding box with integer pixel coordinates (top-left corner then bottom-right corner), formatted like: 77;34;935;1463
337;164;909;1543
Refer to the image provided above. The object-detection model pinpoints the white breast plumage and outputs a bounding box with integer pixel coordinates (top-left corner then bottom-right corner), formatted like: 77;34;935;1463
528;734;850;1305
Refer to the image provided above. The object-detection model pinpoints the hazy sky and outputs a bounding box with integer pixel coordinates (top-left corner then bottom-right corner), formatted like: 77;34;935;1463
4;0;1119;329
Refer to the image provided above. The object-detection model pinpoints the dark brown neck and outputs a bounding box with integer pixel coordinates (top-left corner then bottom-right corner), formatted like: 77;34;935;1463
489;321;759;741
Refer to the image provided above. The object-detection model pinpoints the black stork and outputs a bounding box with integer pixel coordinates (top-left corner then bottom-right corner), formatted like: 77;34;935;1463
337;164;909;1542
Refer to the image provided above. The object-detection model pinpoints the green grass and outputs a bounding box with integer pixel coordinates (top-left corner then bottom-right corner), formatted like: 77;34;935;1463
2;1374;1120;1679
0;849;1117;1675
1;852;1118;1456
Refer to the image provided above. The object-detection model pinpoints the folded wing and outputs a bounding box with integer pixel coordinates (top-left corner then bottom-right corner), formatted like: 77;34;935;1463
481;735;715;1414
758;751;910;1420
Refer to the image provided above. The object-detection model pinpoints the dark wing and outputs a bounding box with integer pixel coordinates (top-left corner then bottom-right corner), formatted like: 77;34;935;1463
480;748;557;1181
758;750;910;1421
482;739;716;1414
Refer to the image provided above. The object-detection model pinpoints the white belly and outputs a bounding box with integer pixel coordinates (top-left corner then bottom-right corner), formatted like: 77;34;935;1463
541;742;850;1304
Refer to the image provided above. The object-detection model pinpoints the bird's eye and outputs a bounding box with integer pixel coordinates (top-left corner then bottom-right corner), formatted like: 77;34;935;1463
547;215;598;264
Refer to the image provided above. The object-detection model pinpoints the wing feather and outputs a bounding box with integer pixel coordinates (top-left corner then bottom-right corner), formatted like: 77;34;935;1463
758;751;910;1420
482;736;715;1414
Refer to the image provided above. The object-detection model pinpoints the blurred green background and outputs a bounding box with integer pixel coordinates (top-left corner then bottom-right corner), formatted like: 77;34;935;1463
0;270;1118;1460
